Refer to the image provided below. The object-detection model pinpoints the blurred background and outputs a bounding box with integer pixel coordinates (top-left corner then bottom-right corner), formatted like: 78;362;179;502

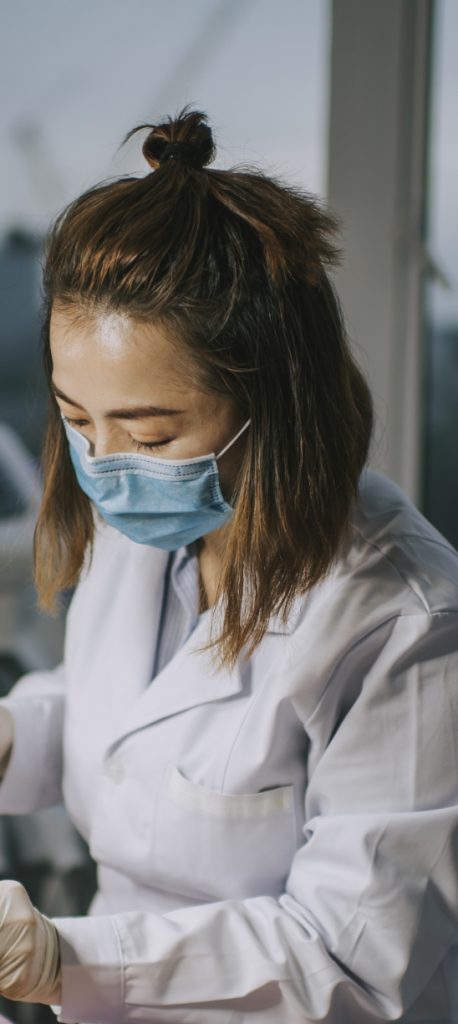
0;0;456;1020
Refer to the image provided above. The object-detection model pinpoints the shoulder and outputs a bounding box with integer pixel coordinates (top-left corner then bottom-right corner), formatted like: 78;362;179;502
348;468;458;614
287;467;458;646
285;470;458;722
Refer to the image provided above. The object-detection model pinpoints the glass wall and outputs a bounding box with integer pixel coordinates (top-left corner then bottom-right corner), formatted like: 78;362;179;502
422;0;458;548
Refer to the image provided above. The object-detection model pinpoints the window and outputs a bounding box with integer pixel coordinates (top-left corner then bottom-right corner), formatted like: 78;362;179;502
422;0;458;547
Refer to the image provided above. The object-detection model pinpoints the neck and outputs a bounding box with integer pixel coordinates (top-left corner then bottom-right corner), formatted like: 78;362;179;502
197;520;230;560
196;524;229;609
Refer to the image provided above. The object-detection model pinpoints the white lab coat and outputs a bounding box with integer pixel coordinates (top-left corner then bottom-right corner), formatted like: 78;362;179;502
0;467;457;1024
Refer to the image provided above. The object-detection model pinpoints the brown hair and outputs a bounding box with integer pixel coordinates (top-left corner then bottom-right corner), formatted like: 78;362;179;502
35;104;373;670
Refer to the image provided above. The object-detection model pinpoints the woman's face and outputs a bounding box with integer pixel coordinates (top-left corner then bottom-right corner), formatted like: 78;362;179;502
49;304;247;503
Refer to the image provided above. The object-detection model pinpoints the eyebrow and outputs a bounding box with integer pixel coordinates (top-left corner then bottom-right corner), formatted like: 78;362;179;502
51;383;184;420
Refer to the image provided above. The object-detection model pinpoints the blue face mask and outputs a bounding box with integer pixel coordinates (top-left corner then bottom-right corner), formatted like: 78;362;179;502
62;416;251;550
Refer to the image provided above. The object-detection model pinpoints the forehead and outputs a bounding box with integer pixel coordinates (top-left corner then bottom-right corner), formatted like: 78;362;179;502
51;306;177;362
49;305;196;391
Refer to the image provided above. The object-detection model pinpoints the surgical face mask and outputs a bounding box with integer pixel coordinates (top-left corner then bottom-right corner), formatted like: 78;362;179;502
61;415;251;550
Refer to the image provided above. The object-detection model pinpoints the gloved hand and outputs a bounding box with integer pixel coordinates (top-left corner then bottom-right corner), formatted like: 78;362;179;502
0;708;14;778
0;880;61;1004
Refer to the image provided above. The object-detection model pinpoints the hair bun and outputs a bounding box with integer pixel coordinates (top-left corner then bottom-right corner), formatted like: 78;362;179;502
122;104;216;172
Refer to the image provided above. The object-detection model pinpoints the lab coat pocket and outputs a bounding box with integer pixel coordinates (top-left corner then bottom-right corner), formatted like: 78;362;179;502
154;763;297;901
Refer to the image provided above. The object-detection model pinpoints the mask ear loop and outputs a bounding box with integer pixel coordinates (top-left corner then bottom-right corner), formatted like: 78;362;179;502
215;419;251;460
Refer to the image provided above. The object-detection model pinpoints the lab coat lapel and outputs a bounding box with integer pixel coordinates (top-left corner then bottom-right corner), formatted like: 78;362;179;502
110;608;243;743
115;595;305;742
104;531;305;747
265;593;308;635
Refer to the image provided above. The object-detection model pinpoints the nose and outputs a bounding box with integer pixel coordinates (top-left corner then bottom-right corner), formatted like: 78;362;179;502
92;433;119;457
91;436;105;457
81;427;119;458
62;415;126;458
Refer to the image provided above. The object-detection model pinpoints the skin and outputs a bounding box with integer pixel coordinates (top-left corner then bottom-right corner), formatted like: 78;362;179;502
49;305;249;608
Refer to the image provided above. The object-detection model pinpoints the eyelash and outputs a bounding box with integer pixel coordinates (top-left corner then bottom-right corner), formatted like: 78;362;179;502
131;439;172;452
62;418;172;452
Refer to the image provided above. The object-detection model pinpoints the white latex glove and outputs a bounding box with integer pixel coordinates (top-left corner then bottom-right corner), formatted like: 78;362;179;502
0;708;14;778
0;880;61;1004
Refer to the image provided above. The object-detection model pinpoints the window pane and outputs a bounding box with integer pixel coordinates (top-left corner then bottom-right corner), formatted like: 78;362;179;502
422;0;458;547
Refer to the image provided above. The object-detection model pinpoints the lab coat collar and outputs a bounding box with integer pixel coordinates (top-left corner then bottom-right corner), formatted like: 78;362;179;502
111;601;305;746
265;596;306;635
105;541;306;751
107;609;243;749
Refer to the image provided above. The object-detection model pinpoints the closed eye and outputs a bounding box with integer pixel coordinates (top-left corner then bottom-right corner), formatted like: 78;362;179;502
62;415;173;453
131;438;173;452
62;416;89;428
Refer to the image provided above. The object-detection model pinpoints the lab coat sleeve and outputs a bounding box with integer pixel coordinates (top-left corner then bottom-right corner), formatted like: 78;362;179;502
0;663;65;813
51;611;458;1024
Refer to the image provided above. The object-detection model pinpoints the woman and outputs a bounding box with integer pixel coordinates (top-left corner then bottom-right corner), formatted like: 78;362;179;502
0;105;457;1024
